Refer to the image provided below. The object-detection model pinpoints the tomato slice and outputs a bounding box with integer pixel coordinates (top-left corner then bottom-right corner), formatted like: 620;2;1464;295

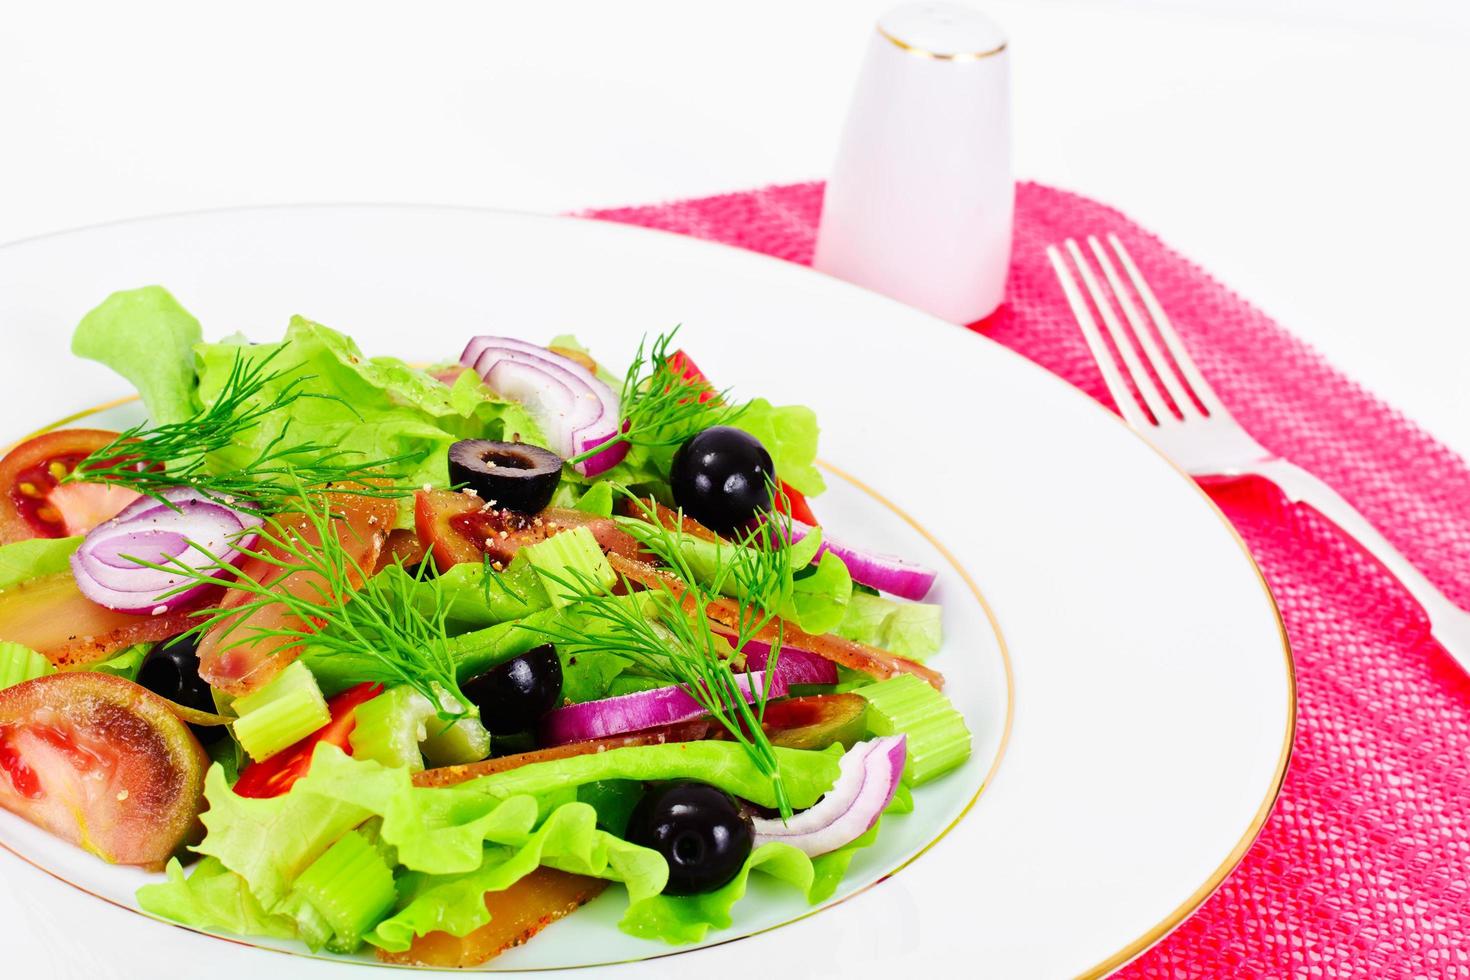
776;482;819;526
0;429;140;544
231;682;383;799
0;673;207;870
667;350;819;525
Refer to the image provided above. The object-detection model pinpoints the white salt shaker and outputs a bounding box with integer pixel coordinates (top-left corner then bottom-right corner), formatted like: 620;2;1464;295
813;2;1014;324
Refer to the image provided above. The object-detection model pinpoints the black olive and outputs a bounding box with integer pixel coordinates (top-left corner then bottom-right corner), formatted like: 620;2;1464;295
625;781;753;895
669;426;774;534
138;636;224;745
462;644;563;735
447;440;563;514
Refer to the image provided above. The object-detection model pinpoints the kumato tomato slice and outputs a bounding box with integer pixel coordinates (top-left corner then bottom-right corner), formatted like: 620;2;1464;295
0;429;139;544
0;673;207;870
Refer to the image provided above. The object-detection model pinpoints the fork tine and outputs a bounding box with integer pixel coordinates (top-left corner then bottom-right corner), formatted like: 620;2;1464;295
1086;235;1198;419
1063;239;1176;426
1046;243;1150;428
1105;234;1225;415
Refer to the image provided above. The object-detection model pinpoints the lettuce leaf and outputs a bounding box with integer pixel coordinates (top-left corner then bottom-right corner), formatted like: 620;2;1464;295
138;857;300;941
456;740;842;811
147;745;669;952
193;319;543;525
0;536;81;591
731;399;825;497
83;642;153;681
191;763;372;908
620;806;902;944
834;592;943;660
619;760;913;946
367;802;666;951
72;286;203;425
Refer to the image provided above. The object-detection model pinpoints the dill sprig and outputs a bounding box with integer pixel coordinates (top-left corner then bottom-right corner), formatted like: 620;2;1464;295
129;484;470;721
67;347;412;509
530;487;797;818
568;328;746;464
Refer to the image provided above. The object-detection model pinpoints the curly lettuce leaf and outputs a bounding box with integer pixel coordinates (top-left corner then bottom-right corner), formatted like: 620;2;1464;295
458;740;842;812
138;857;300;941
367;802;666;952
0;536;81;591
621;804;903;945
72;286;203;425
732;398;824;497
193;318;543;525
834;592;943;660
146;745;669;952
191;763;372;908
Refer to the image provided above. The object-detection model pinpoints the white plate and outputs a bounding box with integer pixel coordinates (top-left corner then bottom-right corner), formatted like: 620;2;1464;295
0;206;1292;979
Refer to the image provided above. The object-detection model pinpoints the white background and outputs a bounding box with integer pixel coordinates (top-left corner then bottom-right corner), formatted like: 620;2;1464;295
2;0;1468;456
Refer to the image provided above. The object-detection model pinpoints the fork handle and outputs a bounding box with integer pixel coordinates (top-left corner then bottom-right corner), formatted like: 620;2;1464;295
1249;458;1470;670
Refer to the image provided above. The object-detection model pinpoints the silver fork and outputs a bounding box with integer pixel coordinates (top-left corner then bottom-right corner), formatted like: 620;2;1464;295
1048;233;1470;669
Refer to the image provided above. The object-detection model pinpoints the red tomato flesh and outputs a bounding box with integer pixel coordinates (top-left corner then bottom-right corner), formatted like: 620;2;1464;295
0;429;139;543
231;682;383;799
0;673;207;869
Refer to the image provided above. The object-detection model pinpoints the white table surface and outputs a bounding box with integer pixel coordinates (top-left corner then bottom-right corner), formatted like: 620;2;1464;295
2;0;1467;458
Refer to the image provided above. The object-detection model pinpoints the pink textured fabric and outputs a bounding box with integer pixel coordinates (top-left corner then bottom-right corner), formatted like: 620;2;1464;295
587;182;1470;977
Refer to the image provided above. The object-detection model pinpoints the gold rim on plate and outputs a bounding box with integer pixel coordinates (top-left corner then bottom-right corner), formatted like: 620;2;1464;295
0;396;1015;973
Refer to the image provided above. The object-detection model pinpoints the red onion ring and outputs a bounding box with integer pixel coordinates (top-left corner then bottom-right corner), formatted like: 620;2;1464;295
786;519;937;601
70;488;263;614
461;336;628;476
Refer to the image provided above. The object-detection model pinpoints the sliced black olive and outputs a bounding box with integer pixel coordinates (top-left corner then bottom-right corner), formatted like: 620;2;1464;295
625;781;753;895
462;644;564;735
447;439;563;514
138;635;224;745
669;426;774;534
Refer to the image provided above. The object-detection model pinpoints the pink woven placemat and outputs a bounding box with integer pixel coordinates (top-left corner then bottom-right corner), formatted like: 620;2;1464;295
587;182;1470;977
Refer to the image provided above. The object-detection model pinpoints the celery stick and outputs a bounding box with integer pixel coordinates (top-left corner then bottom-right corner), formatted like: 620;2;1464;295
419;714;491;767
349;686;435;771
522;526;615;607
290;829;397;951
857;674;972;785
233;661;331;761
0;642;54;690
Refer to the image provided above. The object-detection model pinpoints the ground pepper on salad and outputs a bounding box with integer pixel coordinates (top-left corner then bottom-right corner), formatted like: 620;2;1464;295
0;285;971;966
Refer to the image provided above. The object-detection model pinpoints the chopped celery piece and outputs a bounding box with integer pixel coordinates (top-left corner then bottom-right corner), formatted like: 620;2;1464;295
290;829;396;951
420;714;491;767
349;686;436;771
233;661;331;761
857;674;971;785
0;642;54;690
522;526;615;607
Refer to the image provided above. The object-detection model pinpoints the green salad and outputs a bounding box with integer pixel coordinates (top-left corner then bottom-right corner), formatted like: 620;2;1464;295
0;286;970;967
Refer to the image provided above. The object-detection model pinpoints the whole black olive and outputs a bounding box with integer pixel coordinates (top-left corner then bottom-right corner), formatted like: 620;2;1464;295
625;781;753;895
138;636;224;745
669;426;774;534
447;440;563;514
462;644;563;735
